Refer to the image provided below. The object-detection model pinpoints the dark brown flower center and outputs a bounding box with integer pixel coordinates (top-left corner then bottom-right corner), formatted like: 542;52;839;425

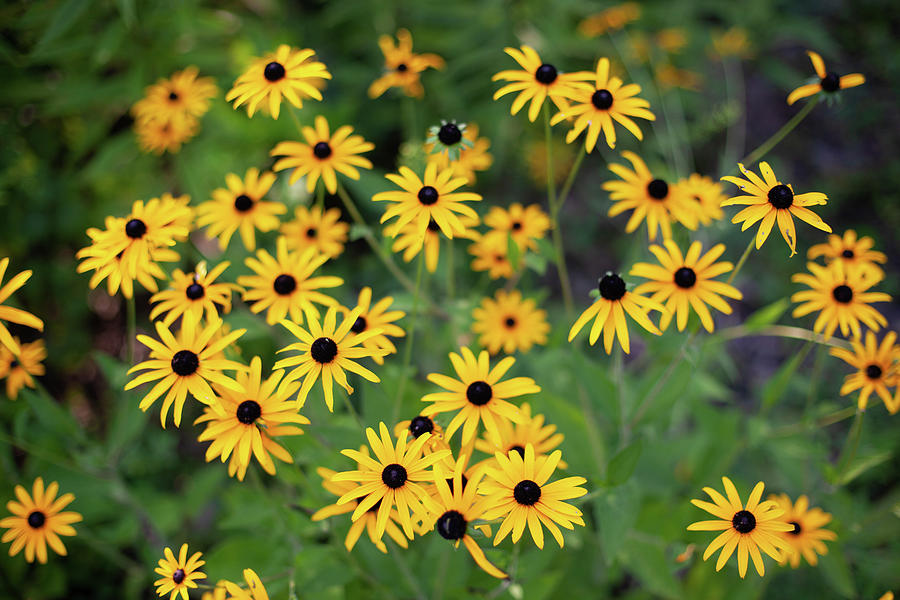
789;521;802;535
841;249;854;258
820;72;840;92
310;337;338;363
234;194;254;212
509;444;525;458
438;123;462;146
866;364;883;380
436;510;467;540
350;316;367;334
306;227;317;238
264;61;286;82
236;400;262;424
504;317;517;328
832;284;853;303
535;64;558;84
418;186;439;205
273;274;297;295
171;350;199;376
647;179;669;200
592;89;614;110
125;218;147;239
381;463;407;489
172;568;186;584
168;91;179;101
27;511;45;529
408;416;434;438
513;479;541;505
466;381;492;406
598;273;626;301
767;184;793;209
396;63;408;72
732;510;756;533
313;142;332;159
185;282;205;300
674;267;697;289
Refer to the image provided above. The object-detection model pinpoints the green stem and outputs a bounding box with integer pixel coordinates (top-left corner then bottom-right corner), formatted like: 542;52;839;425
543;105;574;316
316;181;325;211
770;405;856;437
629;330;697;428
738;96;820;167
445;236;454;302
836;409;864;484
556;149;586;211
288;106;304;135
714;324;851;349
725;237;754;286
392;253;425;423
125;295;136;364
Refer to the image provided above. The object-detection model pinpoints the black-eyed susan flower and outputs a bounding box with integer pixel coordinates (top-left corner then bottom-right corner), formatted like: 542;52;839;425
687;477;793;578
342;287;405;366
0;477;81;564
149;262;237;327
425;120;472;161
791;261;891;340
135;114;198;155
656;64;703;91
787;50;865;106
374;162;482;241
237;237;343;326
577;3;641;37
481;444;587;549
469;235;516;280
274;306;384;411
222;568;269;600
425;124;493;185
473;403;565;469
312;462;410;553
721;162;832;257
603;151;698;241
153;543;206;600
421;346;539;445
569;272;664;354
271;116;374;195
386;215;479;274
0;338;45;399
710;27;753;60
226;45;330;119
332;422;451;540
808;230;886;283
196;168;285;251
427;455;508;578
281;205;349;259
472;290;549;355
551;58;655;151
125;315;246;427
195;356;309;481
492;45;589;122
0;258;44;355
132;66;218;125
656;28;689;54
482;202;550;253
630;240;743;332
769;494;837;568
394;414;445;447
678;173;725;225
830;330;898;411
368;29;445;99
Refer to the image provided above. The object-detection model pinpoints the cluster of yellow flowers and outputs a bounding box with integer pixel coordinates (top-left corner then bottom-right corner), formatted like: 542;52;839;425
0;258;46;399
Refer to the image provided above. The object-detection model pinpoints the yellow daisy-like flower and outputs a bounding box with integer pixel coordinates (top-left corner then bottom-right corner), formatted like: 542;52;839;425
281;205;349;259
153;543;206;600
385;215;479;274
569;272;664;354
425;124;493;185
791;261;891;340
492;45;589;122
551;58;655;151
196;168;285;252
271;116;374;195
237;237;343;326
472;290;549;355
374;162;482;241
473;402;566;469
808;229;887;283
656;64;703;91
149;262;237;327
721;162;832;257
0;477;81;564
132;66;218;124
710;27;753;60
225;45;330;119
468;235;516;280
341;287;405;366
686;477;793;578
603;151;699;241
0;337;46;399
482;202;550;253
577;3;641;37
312;462;410;554
274;306;384;411
787;50;865;105
368;29;445;99
0;258;44;355
678;173;725;225
332;422;452;540
631;240;743;332
768;494;837;568
195;356;309;481
125;315;246;428
222;568;269;600
394;414;446;447
135;114;198;155
481;444;587;549
829;330;898;411
421;346;540;445
427;455;508;578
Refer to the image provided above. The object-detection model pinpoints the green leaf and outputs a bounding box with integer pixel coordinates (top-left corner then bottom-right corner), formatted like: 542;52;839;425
21;388;86;444
619;534;682;599
523;251;548;275
506;232;521;270
761;342;811;410
606;439;642;486
741;298;790;332
115;0;136;27
818;545;855;598
595;482;638;564
32;0;92;56
838;451;892;485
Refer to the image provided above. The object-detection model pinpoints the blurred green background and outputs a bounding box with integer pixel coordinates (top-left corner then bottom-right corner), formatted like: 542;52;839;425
1;0;898;598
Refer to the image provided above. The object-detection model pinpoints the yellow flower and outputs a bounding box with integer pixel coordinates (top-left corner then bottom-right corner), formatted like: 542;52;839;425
153;543;206;600
425;123;493;184
721;162;832;257
578;3;641;37
656;28;688;54
341;287;405;365
482;202;550;253
787;50;865;105
678;173;725;225
710;27;753;59
830;330;898;411
0;477;81;563
281;205;349;259
222;568;269;600
768;493;837;568
808;229;886;283
271;116;374;194
0;258;44;354
386;215;479;274
134;113;198;155
655;64;702;91
132;66;217;125
468;235;516;280
196;168;285;251
149;262;237;327
471;290;549;355
473;402;566;469
226;45;330;119
0;337;46;399
369;29;445;99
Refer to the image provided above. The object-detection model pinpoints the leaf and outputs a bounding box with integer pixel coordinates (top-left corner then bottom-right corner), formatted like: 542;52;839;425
741;298;790;332
761;342;811;410
818;545;855;598
21;388;86;444
619;534;682;599
838;451;892;485
606;439;642;486
595;482;638;564
115;0;136;27
31;0;92;56
523;251;548;275
507;232;521;270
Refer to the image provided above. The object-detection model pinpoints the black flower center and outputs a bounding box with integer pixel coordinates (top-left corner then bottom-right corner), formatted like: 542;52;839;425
171;350;199;376
534;63;558;84
350;316;367;334
236;400;262;424
866;364;883;380
598;273;627;301
511;221;522;231
125;218;147;239
436;510;467;540
674;267;697;289
504;317;517;328
381;463;408;489
367;499;382;513
27;511;45;529
396;63;408;72
732;510;756;533
466;381;492;406
313;142;332;159
591;89;614;110
513;479;541;505
273;274;297;296
264;61;286;82
427;219;441;232
306;227;317;238
408;415;434;438
168;91;179;101
841;249;854;258
438;123;463;146
418;186;439;206
647;179;669;200
832;284;853;303
509;444;525;458
310;337;338;363
789;521;802;536
185;282;205;300
820;72;840;92
172;568;186;584
234;194;254;212
9;359;18;368
767;184;794;209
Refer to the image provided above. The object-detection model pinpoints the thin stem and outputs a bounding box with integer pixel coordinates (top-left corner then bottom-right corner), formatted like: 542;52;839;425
725;237;754;286
556;149;586;211
720;57;746;173
629;330;696;428
770;405;856;437
125;295;136;364
836;409;864;484
543;104;574;316
543;105;557;208
288;106;304;135
392;252;425;423
715;324;851;349
738;96;820;167
445;236;454;302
